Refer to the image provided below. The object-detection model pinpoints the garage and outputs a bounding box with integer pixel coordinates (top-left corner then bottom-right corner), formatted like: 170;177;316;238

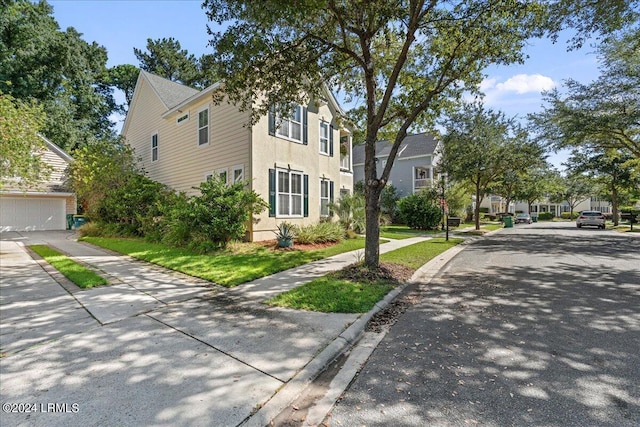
0;196;67;231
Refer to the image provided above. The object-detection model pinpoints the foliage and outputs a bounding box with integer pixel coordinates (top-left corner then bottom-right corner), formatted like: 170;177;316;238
513;165;560;212
330;191;366;234
530;29;640;159
1;0;116;151
107;64;140;112
0;92;51;189
537;212;555;221
381;185;401;223
549;174;592;217
66;138;140;219
133;37;216;89
275;222;296;247
440;102;544;229
82;236;368;287
29;244;108;288
294;222;345;244
186;177;268;251
397;190;442;230
560;212;579;219
203;0;557;269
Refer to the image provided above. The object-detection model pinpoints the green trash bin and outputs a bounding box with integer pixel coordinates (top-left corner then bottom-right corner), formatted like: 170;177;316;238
531;215;538;223
503;215;513;228
73;215;88;229
66;214;74;230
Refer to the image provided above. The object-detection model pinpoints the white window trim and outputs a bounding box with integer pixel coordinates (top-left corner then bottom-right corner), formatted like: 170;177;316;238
216;168;228;185
320;179;330;217
275;105;303;144
276;168;304;218
231;164;245;184
319;121;330;155
151;132;159;162
197;106;210;147
176;112;190;125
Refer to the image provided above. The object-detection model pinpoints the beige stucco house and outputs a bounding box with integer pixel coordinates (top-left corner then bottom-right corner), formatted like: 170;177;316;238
0;136;76;231
122;71;353;241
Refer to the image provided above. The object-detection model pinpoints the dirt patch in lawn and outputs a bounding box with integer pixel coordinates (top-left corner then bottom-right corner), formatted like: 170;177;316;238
258;239;337;251
334;261;415;284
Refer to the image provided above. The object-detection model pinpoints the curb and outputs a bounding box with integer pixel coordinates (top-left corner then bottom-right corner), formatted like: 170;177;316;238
243;238;471;426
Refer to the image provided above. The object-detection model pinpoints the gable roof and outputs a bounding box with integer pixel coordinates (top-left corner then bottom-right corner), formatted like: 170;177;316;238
352;133;439;165
141;70;200;109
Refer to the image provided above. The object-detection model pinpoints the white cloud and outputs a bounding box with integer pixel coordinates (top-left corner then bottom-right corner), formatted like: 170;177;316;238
494;74;556;94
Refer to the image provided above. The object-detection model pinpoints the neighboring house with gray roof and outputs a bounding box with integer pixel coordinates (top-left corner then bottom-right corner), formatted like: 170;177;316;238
352;133;441;197
122;71;354;241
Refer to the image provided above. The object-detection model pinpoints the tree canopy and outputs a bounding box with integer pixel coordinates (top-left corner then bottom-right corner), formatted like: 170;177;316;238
1;0;117;151
0;91;51;189
203;0;561;267
439;102;544;229
530;28;640;159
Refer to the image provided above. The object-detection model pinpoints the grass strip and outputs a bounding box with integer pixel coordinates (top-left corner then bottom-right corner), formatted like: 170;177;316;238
379;225;441;240
81;237;376;287
30;245;108;288
266;237;463;313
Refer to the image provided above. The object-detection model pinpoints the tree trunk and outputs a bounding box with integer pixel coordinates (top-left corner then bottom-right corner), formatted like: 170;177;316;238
364;185;382;269
474;184;481;230
611;185;619;226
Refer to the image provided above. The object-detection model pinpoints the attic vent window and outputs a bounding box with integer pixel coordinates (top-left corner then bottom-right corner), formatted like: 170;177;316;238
176;113;189;125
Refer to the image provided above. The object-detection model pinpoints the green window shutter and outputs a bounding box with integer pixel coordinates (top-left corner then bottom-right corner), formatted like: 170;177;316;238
329;125;334;157
268;105;276;136
269;169;276;217
302;107;308;145
329;180;334;216
303;174;309;217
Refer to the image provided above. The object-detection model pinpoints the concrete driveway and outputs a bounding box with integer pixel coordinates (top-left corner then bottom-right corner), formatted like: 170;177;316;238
0;230;428;426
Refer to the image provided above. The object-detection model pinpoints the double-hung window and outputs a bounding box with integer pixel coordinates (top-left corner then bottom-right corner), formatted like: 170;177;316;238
151;133;158;162
198;108;209;145
319;121;330;155
232;165;244;183
320;180;330;216
276;106;303;143
278;170;303;217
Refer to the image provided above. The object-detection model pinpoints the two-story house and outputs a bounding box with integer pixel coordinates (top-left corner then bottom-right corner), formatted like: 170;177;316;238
122;71;353;241
352;133;441;197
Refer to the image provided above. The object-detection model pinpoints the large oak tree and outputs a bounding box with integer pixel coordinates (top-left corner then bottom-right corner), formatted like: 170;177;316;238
202;0;637;268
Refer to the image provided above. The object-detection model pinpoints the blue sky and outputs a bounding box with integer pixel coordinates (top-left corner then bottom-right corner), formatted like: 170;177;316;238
49;0;604;167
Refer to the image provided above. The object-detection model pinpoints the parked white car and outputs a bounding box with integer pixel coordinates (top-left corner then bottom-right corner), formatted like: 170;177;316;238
576;211;606;229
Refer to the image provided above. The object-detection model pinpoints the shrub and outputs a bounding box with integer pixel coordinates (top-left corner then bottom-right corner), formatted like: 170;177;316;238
187;178;268;249
381;185;400;222
330;192;366;234
295;222;345;244
537;212;554;221
397;192;442;230
560;212;579;219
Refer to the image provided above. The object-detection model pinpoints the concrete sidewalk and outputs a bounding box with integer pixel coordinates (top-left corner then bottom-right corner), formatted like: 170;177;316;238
0;230;448;427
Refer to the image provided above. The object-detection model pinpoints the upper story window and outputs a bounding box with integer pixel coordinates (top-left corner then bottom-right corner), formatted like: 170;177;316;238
277;105;302;142
198;108;209;146
268;105;308;144
151;133;158;162
319;121;330;155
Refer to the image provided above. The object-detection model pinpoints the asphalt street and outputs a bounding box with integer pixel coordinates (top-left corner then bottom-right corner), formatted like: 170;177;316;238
329;222;640;426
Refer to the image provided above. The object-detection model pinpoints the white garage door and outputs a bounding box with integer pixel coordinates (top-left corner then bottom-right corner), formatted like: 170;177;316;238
0;197;66;231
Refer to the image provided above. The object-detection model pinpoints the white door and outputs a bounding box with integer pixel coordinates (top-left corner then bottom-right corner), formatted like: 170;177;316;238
0;197;66;231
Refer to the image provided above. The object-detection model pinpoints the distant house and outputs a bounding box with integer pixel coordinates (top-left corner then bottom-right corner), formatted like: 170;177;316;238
122;71;353;241
352;133;441;197
480;196;612;216
0;137;76;231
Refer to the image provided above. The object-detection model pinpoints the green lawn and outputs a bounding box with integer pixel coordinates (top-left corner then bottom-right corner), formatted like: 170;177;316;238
380;225;441;240
30;245;108;288
266;237;463;313
81;237;375;287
